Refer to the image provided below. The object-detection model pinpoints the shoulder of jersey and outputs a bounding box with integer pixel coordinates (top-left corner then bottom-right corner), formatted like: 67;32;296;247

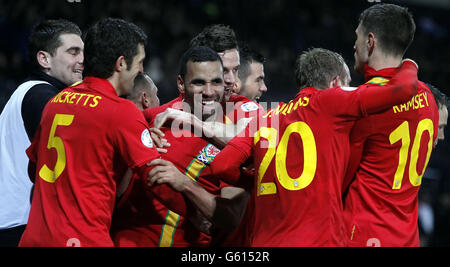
339;86;358;91
228;94;260;112
239;101;260;112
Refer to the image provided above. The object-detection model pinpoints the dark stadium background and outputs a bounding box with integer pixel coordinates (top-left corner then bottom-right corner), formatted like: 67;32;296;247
1;0;449;246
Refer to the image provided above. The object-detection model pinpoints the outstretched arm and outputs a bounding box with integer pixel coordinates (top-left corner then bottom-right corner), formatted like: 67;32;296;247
153;108;252;148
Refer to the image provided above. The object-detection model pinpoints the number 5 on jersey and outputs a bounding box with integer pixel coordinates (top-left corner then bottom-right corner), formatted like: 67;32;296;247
39;114;74;183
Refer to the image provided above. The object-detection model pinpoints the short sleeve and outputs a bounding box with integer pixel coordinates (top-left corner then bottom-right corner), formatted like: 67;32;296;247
113;102;160;169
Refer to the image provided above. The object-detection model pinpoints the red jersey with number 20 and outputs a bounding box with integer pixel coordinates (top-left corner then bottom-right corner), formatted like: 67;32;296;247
343;65;439;247
20;77;160;247
211;61;419;246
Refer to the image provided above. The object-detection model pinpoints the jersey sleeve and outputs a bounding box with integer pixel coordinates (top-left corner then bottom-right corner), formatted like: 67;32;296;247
25;124;41;164
210;127;254;185
323;60;418;119
225;96;266;125
113;102;160;169
359;61;418;115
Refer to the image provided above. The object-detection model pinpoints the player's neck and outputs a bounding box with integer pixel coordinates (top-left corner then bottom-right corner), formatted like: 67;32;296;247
368;51;402;71
107;74;123;96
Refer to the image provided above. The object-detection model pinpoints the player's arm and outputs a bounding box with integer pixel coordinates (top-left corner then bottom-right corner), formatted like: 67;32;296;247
22;85;59;141
116;103;194;217
359;59;418;115
133;162;195;217
147;158;249;232
208;135;254;185
153;108;252;148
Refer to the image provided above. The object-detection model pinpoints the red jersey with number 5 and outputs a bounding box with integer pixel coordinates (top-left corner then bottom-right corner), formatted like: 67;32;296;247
20;77;160;247
342;65;439;247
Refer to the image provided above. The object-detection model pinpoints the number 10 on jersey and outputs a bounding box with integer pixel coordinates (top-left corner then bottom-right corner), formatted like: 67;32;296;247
389;119;434;190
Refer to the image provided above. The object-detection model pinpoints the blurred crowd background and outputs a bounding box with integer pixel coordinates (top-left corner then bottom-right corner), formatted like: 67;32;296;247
1;0;449;246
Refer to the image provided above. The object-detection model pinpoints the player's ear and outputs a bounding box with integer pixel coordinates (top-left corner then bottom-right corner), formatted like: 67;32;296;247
367;32;375;56
177;75;185;96
141;92;150;109
37;51;51;70
329;76;341;88
115;56;126;72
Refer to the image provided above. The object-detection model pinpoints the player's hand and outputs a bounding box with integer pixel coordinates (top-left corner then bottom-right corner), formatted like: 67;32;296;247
153;108;195;129
146;158;192;192
150;127;170;153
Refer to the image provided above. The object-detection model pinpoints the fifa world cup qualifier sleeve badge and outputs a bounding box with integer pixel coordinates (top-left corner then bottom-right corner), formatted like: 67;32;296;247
141;129;154;148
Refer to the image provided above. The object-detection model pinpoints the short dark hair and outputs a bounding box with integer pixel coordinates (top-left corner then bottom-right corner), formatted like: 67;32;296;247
190;24;238;53
178;46;223;79
83;18;147;79
428;83;449;109
359;3;415;57
28;19;81;71
295;48;348;90
238;43;265;84
129;73;153;100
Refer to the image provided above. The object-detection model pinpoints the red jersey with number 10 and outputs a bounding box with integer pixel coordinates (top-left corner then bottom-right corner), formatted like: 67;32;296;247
343;65;439;247
211;61;419;246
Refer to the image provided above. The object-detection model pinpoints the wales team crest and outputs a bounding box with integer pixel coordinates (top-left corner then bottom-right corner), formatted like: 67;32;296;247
196;144;221;164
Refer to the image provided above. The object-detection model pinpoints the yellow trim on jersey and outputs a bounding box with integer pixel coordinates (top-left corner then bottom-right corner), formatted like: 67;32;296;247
185;159;207;181
159;211;180;247
70;81;82;87
158;148;212;246
366;77;390;86
224;115;233;125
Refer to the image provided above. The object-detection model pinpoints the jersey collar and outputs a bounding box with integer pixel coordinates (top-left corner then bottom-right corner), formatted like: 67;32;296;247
363;64;398;81
82;76;118;97
296;87;318;97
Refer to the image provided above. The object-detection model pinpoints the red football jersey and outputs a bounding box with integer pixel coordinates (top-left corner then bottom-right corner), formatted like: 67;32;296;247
112;102;223;247
20;77;160;247
211;61;419;246
112;127;222;247
342;65;439;247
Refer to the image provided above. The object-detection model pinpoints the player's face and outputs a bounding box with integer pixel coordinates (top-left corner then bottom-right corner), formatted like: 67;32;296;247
47;33;84;86
218;49;240;100
354;24;369;73
240;62;267;102
437;105;448;145
121;44;145;96
180;60;224;121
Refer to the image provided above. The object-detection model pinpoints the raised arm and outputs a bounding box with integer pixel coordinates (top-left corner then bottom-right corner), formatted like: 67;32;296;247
359;59;418;115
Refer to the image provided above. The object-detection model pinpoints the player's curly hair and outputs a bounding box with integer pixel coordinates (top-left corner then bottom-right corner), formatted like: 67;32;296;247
359;3;415;57
28;19;82;71
295;48;348;90
190;24;238;53
83;18;147;79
